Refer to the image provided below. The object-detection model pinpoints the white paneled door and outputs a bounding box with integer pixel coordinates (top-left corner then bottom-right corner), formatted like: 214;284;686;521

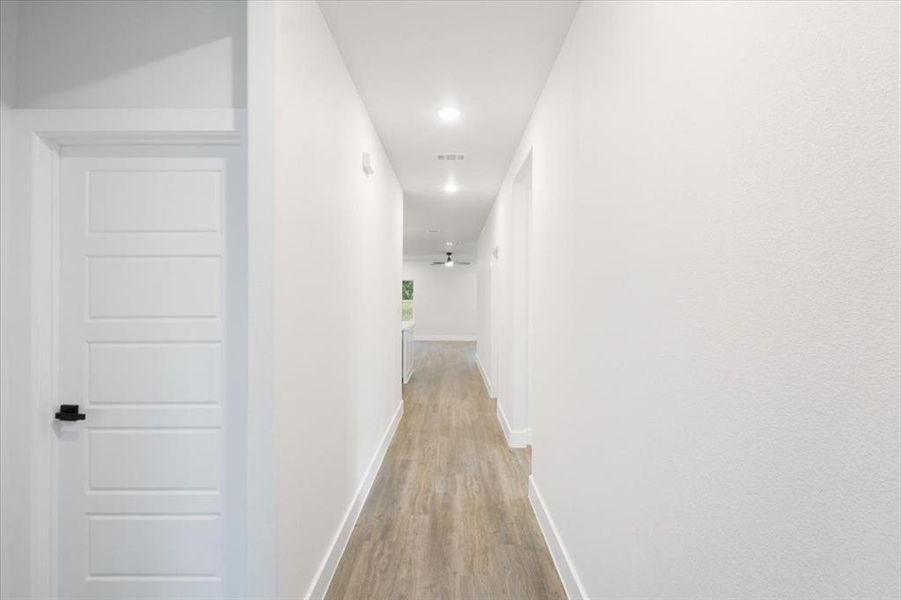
56;146;241;599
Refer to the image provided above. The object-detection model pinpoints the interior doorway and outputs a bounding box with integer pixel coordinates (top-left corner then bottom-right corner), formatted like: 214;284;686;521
489;247;501;399
509;151;533;445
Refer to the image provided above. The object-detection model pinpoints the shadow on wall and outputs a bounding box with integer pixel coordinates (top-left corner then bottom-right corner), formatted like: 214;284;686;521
15;0;246;108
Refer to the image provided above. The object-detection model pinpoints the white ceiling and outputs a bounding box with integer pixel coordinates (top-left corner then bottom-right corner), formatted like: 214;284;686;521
318;0;579;261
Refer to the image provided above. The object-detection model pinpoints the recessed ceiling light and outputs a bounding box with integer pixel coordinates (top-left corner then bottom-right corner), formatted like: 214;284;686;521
427;228;440;233
437;107;461;122
445;241;454;247
443;183;459;194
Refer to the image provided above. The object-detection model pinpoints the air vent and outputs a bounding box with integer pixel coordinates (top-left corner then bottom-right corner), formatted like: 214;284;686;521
437;153;465;161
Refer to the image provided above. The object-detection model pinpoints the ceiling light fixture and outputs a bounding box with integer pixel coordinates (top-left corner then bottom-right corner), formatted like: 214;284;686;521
443;183;459;194
445;256;454;268
437;107;461;122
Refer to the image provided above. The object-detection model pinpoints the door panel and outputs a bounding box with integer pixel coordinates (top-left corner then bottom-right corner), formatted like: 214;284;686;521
88;429;221;490
87;515;221;576
57;148;236;599
87;342;222;405
87;257;222;319
87;169;222;233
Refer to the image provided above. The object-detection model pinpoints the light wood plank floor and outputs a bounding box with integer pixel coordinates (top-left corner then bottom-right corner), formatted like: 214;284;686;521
326;341;565;600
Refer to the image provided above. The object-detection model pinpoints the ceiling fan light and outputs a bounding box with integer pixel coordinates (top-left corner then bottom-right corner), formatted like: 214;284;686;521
438;107;461;122
445;259;454;267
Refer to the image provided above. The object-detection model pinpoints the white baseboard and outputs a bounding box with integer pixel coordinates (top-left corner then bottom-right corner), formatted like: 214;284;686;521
528;475;588;600
305;399;404;600
474;352;493;397
496;401;532;448
414;334;477;342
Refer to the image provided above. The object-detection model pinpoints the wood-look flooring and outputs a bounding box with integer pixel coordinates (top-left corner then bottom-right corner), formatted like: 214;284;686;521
326;341;565;600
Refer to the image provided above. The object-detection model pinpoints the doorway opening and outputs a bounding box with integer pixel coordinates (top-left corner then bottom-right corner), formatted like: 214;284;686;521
509;150;533;446
489;247;501;399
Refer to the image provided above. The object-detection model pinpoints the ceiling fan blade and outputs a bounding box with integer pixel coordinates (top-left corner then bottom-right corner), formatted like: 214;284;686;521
430;262;444;265
457;261;472;265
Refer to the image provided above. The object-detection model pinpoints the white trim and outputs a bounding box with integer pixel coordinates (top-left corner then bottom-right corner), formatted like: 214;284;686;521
247;2;278;597
244;2;279;598
14;108;244;136
305;399;404;600
475;352;493;397
414;334;477;342
496;400;532;448
528;475;589;600
13;108;246;600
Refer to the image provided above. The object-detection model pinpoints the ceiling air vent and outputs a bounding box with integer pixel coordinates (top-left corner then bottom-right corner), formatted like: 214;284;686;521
437;153;465;161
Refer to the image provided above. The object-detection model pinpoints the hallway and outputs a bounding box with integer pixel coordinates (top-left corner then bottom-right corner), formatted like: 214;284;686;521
1;2;899;598
326;342;564;600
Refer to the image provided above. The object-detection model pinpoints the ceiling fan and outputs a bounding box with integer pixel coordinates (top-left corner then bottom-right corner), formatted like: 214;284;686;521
431;252;470;267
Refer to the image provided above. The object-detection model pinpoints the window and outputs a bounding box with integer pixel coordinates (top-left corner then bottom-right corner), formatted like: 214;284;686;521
401;280;414;321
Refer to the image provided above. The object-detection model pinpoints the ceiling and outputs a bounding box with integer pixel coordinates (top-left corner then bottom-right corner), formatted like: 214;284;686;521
318;0;579;261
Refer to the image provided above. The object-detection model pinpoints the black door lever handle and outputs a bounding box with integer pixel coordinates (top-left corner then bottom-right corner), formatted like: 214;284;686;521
55;404;86;421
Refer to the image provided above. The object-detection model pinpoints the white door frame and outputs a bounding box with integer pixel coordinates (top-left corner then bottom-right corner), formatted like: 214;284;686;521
495;148;534;449
510;149;533;444
489;248;501;400
10;109;246;599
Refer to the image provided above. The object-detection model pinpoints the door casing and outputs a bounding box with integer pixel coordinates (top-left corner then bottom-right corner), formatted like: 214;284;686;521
10;110;246;599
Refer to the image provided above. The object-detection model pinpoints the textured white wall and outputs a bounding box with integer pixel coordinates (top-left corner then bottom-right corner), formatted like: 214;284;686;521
0;2;18;596
268;3;403;597
15;0;245;108
402;260;477;339
480;1;901;596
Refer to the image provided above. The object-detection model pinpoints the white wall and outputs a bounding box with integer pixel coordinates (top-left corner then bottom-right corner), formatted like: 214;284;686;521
0;1;18;596
252;3;404;597
402;260;477;340
479;1;901;597
16;0;245;108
